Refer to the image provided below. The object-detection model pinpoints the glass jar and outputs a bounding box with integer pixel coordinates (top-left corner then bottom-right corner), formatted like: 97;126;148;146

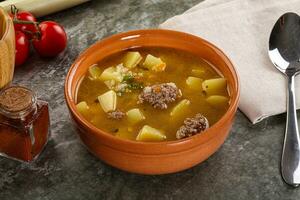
0;86;50;162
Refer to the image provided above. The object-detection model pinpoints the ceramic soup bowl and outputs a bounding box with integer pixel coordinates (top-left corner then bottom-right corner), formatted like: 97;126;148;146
65;29;240;175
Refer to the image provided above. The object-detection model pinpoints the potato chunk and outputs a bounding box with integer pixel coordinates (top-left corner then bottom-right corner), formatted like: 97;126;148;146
76;101;89;114
170;99;191;117
186;76;203;91
136;125;166;142
88;64;102;80
206;95;229;108
98;90;117;112
126;108;145;124
99;67;122;82
123;52;142;69
143;54;166;72
202;78;227;95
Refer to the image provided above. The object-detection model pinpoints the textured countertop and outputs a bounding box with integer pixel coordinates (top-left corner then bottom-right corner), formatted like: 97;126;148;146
0;0;299;199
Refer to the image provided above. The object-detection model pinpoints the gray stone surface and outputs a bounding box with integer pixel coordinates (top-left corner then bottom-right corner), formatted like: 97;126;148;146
0;0;299;199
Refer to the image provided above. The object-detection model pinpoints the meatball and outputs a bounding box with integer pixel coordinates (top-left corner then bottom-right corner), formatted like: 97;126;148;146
176;114;209;139
138;82;182;109
107;110;125;120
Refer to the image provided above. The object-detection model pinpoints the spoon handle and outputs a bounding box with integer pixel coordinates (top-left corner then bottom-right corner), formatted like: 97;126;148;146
282;74;300;187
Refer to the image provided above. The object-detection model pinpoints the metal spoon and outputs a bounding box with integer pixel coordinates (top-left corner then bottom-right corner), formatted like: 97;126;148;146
269;12;300;187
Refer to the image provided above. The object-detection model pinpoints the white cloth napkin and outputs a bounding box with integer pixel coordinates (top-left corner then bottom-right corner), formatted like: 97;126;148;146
160;0;300;124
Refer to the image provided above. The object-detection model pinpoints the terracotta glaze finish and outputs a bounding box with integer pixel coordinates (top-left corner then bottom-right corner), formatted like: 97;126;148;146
65;29;240;174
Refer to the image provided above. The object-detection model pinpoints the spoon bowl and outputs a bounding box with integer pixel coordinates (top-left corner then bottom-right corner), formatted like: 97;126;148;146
269;12;300;75
269;12;300;187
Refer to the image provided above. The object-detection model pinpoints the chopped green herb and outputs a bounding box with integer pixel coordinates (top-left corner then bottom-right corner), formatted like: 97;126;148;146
122;74;144;90
127;82;144;90
122;75;135;83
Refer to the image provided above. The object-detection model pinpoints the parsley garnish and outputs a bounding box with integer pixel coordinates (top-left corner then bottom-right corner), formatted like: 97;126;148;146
122;75;144;90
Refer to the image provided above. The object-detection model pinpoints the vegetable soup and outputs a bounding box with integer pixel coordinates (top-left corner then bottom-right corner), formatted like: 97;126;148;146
76;47;230;141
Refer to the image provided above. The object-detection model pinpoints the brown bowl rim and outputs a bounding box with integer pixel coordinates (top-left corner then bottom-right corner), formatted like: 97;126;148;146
64;29;240;152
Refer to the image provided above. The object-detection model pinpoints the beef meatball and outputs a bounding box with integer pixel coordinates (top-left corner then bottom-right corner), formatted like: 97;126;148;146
176;114;209;139
138;82;182;109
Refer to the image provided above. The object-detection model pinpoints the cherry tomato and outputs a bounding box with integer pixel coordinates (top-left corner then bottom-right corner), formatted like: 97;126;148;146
10;11;37;36
15;31;30;66
32;21;67;57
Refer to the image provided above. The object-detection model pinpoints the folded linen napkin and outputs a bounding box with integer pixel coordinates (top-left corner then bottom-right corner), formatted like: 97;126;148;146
160;0;300;124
